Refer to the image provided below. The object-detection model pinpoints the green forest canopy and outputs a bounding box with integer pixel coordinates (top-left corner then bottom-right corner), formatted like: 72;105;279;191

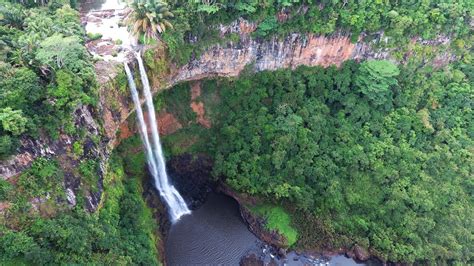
211;60;473;262
1;0;473;264
0;1;96;159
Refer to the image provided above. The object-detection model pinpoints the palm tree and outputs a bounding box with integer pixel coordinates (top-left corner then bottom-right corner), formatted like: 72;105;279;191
126;0;174;42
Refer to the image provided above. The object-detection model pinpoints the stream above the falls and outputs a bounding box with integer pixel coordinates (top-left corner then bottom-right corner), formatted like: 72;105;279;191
80;0;125;12
165;193;369;266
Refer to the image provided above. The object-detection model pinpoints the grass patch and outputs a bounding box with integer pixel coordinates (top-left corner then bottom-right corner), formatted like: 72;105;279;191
250;204;298;247
72;141;84;158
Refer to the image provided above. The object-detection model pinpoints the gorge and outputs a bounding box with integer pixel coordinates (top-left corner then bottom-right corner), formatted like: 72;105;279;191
0;0;472;265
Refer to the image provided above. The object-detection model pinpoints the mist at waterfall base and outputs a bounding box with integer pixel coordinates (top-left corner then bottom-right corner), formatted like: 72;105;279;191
124;54;190;222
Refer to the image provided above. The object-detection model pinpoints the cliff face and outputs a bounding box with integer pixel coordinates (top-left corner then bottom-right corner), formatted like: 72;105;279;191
0;18;452;211
100;20;451;147
1;29;373;179
100;33;369;145
174;33;371;82
172;18;451;83
0;105;105;211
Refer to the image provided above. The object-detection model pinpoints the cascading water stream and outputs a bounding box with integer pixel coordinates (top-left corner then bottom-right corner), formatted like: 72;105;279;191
124;55;190;222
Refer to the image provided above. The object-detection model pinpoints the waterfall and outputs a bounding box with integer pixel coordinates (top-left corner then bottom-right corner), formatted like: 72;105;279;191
124;55;191;222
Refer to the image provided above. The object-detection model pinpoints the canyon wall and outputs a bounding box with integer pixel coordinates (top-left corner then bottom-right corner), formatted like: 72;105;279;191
0;29;374;180
99;32;373;146
100;20;451;147
0;18;452;198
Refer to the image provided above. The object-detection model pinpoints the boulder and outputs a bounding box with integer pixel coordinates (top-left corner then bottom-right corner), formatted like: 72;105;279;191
278;247;287;258
240;254;263;266
353;245;370;261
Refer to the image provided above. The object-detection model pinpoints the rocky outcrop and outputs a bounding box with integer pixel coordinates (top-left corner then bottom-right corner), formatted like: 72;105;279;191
344;244;372;262
217;182;261;206
1;106;99;178
216;182;288;248
97;19;453;148
82;8;133;62
0;105;106;212
240;205;289;248
353;245;371;261
0;134;70;179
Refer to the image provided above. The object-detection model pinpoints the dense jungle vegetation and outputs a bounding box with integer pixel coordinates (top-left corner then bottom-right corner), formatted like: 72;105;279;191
134;1;473;261
1;0;473;264
157;58;473;262
0;149;161;264
208;60;473;263
163;0;472;64
0;0;98;159
1;1;160;264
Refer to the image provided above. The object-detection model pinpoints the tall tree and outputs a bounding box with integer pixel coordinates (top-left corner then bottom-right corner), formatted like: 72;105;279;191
355;60;400;106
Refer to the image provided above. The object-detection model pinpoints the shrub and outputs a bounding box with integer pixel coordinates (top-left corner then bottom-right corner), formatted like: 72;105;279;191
18;158;63;198
72;141;83;157
87;32;102;41
78;160;99;192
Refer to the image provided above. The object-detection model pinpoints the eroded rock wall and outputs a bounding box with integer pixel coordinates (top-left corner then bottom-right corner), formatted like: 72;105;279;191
100;20;452;147
174;34;367;83
0;18;453;210
0;105;105;211
99;34;374;146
